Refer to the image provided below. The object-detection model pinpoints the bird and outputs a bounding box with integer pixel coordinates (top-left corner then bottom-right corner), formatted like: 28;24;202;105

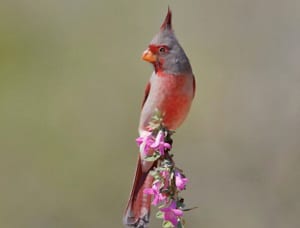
123;8;196;228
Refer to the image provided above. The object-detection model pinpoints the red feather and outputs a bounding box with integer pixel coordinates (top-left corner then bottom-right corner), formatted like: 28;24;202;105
160;7;172;30
192;75;196;98
141;82;151;108
123;156;156;227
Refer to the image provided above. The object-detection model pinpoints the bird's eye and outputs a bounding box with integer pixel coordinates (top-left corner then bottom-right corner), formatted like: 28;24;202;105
159;47;166;53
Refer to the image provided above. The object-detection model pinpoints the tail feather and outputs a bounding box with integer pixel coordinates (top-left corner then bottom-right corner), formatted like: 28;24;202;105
123;156;155;227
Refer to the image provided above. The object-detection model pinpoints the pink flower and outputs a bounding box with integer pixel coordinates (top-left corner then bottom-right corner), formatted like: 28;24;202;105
136;132;154;156
160;201;183;227
160;169;171;188
175;170;188;191
160;170;170;179
143;182;166;206
136;130;171;157
150;130;171;155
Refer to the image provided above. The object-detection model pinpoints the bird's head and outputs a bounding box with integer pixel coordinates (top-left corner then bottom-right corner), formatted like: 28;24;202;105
142;7;192;75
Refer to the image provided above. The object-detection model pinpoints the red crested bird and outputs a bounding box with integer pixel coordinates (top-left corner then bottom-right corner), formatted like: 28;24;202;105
123;8;196;227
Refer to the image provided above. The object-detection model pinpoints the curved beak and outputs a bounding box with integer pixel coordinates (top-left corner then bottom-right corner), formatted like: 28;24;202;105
142;49;157;63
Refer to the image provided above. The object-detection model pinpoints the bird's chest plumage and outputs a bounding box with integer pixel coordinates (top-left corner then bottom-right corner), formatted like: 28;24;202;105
139;73;194;131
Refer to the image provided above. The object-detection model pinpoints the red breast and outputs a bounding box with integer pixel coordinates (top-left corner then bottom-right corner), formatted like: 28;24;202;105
139;72;194;132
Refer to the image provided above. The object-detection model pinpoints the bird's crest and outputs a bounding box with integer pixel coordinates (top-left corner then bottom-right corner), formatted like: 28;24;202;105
160;7;172;30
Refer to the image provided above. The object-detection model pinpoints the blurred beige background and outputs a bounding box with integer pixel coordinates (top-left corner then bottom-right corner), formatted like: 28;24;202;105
0;0;299;227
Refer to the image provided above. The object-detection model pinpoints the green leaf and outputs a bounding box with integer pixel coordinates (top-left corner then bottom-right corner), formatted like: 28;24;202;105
176;198;185;209
144;153;160;162
182;206;198;211
177;220;184;228
156;211;164;219
151;173;161;180
144;156;158;162
149;170;157;176
162;220;174;228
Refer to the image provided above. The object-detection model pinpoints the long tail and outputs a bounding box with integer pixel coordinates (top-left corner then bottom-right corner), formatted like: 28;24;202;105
123;155;155;227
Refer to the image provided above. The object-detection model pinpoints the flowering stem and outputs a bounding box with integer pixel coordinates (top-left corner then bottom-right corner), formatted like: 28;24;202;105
136;110;192;228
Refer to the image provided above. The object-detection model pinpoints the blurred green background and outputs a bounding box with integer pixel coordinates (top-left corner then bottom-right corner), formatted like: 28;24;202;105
1;0;299;227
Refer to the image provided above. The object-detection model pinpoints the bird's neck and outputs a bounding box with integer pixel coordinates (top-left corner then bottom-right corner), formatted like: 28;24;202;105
155;67;192;77
153;57;192;76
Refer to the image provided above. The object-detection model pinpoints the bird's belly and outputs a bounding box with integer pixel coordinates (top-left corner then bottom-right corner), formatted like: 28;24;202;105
157;93;192;130
139;75;193;132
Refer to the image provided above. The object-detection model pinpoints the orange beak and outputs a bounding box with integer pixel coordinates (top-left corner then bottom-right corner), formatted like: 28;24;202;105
142;49;157;63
